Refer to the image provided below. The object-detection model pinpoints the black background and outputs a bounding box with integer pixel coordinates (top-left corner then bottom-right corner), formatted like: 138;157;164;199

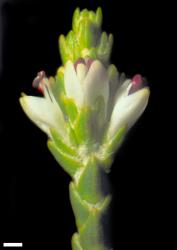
0;0;176;249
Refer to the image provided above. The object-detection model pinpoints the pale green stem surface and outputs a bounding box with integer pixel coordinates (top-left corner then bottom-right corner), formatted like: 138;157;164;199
69;157;112;250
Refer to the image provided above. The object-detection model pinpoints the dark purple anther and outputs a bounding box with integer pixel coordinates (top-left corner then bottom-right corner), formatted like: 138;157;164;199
85;58;94;69
74;57;94;72
32;70;46;93
128;74;143;95
37;71;46;78
74;58;85;71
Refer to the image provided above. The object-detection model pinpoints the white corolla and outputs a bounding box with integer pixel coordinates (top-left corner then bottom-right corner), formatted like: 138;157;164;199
20;59;149;149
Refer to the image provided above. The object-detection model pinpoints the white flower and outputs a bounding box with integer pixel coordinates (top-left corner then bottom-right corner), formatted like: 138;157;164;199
64;59;109;109
108;74;150;138
19;71;67;138
19;60;149;145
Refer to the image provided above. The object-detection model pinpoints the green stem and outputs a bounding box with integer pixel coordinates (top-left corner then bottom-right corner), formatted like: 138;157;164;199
69;157;112;250
47;133;114;249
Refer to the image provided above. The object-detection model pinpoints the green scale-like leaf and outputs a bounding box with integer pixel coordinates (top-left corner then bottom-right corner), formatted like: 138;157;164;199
72;233;83;250
62;96;78;123
50;128;77;156
74;108;92;144
79;212;107;250
78;19;97;50
76;157;106;204
97;33;113;65
72;8;80;33
59;35;72;64
105;125;126;156
69;182;90;228
66;30;75;53
78;195;111;250
47;140;82;177
98;126;126;173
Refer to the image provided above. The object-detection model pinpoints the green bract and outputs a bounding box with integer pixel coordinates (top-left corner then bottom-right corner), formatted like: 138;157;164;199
19;7;150;250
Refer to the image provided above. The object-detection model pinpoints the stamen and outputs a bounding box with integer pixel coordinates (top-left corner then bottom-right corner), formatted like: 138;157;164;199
37;71;46;78
32;71;46;93
128;74;143;95
74;57;94;74
85;58;94;70
74;58;85;71
45;85;53;102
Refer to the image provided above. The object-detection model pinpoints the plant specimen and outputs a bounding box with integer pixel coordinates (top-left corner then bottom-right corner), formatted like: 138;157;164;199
19;8;150;250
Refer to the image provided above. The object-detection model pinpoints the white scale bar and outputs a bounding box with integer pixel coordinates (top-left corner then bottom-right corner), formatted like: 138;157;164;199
3;243;23;247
